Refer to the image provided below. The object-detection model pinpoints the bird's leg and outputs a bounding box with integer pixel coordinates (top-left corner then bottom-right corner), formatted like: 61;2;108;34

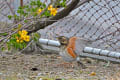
77;61;86;69
76;57;86;69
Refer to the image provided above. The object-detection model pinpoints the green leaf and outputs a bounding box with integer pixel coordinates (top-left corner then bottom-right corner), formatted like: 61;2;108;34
31;8;37;12
23;13;28;16
9;38;16;43
42;3;46;8
18;6;23;9
11;33;18;38
14;15;20;20
14;42;20;49
26;8;31;12
60;2;66;7
33;13;38;17
44;10;51;17
1;47;5;51
34;33;40;38
8;15;12;20
7;42;11;50
17;9;24;14
33;37;38;42
30;1;36;5
24;20;28;23
36;0;42;7
19;43;23;49
22;42;27;48
0;32;8;36
32;33;40;42
24;5;29;8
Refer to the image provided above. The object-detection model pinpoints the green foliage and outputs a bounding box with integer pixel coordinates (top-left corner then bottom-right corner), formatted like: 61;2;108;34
1;47;5;51
8;15;12;20
56;0;67;7
7;30;30;50
0;32;8;36
24;20;28;23
14;15;20;21
4;31;41;51
7;33;25;50
44;10;51;17
8;0;67;21
4;0;67;51
31;33;40;42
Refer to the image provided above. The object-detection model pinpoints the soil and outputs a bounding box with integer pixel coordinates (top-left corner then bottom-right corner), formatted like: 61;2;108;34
0;52;120;80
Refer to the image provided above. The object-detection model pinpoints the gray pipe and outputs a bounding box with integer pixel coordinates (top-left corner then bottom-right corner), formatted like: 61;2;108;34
39;38;120;63
83;47;120;59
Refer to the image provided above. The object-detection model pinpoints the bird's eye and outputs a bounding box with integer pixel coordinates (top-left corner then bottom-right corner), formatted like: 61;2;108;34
62;40;65;42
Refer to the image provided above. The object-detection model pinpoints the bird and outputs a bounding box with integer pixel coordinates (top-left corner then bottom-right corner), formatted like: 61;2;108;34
57;36;92;68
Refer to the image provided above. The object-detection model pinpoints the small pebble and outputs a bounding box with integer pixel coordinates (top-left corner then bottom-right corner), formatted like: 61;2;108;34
30;68;38;71
37;73;42;76
55;79;62;80
0;73;3;75
39;78;43;80
90;72;96;76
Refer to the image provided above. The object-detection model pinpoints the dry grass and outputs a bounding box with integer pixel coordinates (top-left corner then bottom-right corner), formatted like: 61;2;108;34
107;72;120;80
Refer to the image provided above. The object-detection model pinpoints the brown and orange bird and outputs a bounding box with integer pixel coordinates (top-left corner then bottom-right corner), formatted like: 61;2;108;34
57;36;91;68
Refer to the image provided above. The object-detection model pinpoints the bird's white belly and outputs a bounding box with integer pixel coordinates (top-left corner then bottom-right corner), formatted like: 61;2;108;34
59;49;75;62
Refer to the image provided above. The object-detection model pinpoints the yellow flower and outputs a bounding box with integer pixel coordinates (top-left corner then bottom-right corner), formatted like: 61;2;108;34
18;30;28;35
17;30;30;42
18;31;22;35
24;35;30;42
21;30;28;35
48;5;53;10
26;35;30;39
25;39;30;42
20;35;25;40
50;8;57;16
16;39;20;43
37;8;42;14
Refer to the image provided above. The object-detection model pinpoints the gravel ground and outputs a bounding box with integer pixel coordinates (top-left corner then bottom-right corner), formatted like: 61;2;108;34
0;52;120;80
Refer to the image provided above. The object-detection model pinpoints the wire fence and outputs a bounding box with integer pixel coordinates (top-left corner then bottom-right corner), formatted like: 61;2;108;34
40;0;120;52
0;0;120;52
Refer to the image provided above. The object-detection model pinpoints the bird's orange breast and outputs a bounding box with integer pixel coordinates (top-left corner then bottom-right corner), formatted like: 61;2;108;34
66;37;77;58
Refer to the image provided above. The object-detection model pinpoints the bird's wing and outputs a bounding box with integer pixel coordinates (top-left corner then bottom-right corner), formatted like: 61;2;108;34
74;37;92;56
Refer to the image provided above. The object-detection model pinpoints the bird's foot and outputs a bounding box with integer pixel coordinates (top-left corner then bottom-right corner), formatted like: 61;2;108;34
77;61;86;69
